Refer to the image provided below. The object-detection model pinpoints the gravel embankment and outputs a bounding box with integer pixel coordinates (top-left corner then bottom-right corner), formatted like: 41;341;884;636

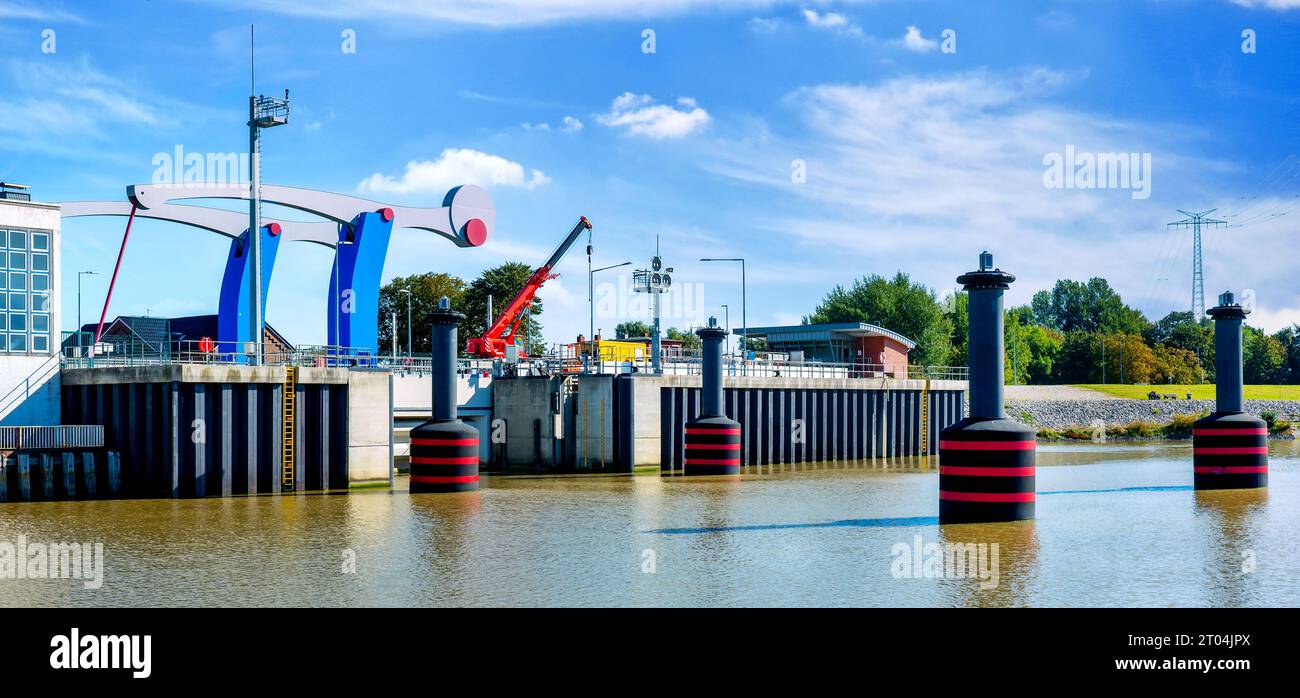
1005;398;1300;430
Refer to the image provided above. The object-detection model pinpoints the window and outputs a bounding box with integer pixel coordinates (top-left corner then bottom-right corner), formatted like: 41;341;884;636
0;227;54;355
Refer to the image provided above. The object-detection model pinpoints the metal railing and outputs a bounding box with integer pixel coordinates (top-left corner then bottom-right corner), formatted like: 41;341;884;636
0;425;103;450
56;333;968;383
61;333;384;369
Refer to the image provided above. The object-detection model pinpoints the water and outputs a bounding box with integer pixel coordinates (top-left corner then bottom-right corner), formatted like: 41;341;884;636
3;441;1298;607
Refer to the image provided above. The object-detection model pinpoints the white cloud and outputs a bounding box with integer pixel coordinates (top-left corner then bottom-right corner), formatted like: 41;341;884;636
900;26;938;52
1230;0;1300;9
699;68;1241;319
522;115;583;133
213;0;796;28
801;8;863;36
0;1;85;22
358;148;551;195
749;16;782;33
598;93;710;139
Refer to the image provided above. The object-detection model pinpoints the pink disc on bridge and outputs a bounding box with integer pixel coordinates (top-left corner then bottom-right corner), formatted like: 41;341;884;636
267;222;282;236
464;218;488;246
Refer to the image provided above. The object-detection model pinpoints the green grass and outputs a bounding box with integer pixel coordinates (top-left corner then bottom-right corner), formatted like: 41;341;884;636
1073;384;1300;400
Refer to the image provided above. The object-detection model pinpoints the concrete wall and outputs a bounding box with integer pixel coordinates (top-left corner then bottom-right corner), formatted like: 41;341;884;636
347;370;391;485
0;355;60;426
573;374;614;471
492;376;562;470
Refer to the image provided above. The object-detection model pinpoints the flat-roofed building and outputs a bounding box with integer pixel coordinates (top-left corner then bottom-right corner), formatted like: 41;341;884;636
742;322;914;378
0;182;61;424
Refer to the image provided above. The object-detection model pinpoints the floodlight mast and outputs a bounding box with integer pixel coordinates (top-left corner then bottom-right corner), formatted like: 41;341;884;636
248;25;290;365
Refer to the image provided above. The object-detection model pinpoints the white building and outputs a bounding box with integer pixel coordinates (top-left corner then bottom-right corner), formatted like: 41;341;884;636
0;182;61;425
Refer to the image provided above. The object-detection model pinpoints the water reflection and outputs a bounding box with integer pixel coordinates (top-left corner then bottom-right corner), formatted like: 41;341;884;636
1191;488;1268;608
937;520;1040;608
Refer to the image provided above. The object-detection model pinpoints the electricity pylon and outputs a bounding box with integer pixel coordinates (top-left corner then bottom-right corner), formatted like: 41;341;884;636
1167;209;1227;319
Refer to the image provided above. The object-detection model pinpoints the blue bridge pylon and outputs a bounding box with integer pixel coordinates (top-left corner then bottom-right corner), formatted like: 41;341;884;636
61;183;494;358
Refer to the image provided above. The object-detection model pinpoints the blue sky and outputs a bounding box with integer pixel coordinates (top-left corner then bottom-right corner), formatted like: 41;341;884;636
2;0;1299;350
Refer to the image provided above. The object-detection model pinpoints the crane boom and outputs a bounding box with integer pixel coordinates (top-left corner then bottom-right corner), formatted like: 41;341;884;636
465;216;592;358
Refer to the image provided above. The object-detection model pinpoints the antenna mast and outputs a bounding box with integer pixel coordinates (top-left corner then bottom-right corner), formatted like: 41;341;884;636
248;25;290;365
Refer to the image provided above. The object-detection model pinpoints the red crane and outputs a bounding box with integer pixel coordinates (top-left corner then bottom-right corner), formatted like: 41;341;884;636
465;216;592;358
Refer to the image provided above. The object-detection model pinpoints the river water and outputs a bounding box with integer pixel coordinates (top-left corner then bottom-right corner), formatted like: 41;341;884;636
2;440;1297;607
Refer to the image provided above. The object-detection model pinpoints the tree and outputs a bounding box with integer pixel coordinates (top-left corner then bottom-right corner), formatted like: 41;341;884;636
1052;331;1100;383
806;272;952;366
1152;344;1204;384
1145;311;1213;377
666;327;702;351
378;272;467;355
1031;278;1149;335
1101;333;1157;384
1274;325;1300;384
615;321;651;340
1244;326;1287;384
943;291;969;367
1005;313;1063;384
462;262;545;352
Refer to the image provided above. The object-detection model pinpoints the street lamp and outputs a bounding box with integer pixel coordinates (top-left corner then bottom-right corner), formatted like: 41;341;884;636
700;257;746;352
721;304;730;356
77;270;99;351
398;288;413;360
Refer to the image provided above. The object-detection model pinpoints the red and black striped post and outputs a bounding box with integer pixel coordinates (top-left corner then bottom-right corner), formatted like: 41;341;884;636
939;252;1036;523
684;317;742;476
1193;292;1267;490
410;298;480;493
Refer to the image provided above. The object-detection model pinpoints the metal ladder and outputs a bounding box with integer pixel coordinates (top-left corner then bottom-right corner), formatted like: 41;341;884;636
920;376;931;456
282;366;296;491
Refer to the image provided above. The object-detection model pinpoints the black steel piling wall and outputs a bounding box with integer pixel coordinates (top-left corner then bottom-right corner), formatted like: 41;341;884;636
59;376;350;498
659;385;964;472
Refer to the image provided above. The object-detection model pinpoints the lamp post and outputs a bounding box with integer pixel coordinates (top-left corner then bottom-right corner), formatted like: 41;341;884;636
399;288;413;360
77;270;99;351
700;257;745;352
721;304;730;356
